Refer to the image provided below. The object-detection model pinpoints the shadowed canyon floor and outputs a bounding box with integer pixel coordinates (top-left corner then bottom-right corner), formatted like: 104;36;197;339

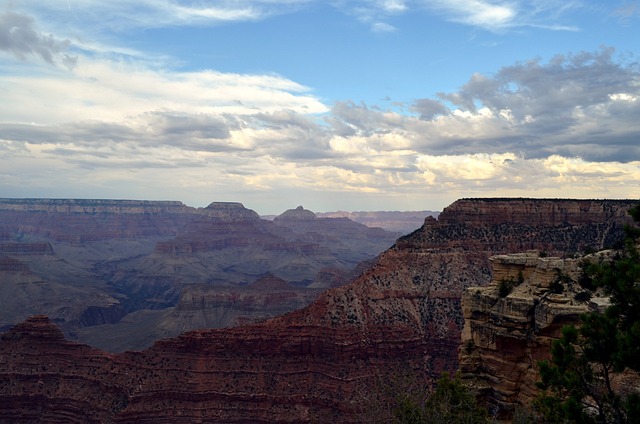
1;198;637;423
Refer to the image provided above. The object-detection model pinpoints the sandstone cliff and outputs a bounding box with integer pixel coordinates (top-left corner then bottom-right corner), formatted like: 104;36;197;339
0;198;637;423
458;252;611;419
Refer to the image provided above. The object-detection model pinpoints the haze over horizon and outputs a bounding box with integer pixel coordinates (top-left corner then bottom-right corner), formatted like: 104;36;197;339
1;1;639;215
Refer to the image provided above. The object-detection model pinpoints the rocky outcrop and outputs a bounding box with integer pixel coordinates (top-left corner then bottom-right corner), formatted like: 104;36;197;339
0;256;30;272
151;204;398;285
274;205;318;222
0;242;54;255
459;252;611;419
0;316;129;424
272;206;400;264
414;198;634;256
202;201;261;220
1;198;637;423
0;257;119;333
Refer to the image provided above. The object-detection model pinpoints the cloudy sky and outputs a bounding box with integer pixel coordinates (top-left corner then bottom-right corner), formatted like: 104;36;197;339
1;1;639;214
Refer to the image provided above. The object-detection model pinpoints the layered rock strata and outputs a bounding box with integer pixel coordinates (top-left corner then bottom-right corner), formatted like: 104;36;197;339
0;198;637;423
0;198;195;242
459;252;610;418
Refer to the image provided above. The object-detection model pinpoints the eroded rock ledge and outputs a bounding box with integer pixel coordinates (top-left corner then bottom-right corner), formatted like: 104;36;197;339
459;251;610;419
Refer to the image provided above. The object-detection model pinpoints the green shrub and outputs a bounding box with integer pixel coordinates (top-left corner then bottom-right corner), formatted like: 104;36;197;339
574;291;592;302
498;279;513;297
549;280;564;294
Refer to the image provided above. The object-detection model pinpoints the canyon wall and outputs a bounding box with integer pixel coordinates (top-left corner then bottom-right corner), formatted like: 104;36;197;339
74;274;327;352
0;198;637;423
0;198;195;242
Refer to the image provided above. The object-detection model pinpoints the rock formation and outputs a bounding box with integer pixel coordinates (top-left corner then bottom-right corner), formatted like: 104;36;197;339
0;198;195;242
274;205;318;222
1;198;637;423
0;316;128;423
458;252;612;418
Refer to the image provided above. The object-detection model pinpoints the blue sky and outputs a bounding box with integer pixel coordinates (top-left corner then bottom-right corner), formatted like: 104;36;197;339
1;1;639;214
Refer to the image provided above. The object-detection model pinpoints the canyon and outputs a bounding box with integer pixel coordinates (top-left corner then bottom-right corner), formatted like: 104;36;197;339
0;199;400;351
1;198;637;423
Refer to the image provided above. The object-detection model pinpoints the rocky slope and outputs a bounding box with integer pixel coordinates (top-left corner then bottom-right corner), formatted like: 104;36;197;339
74;274;326;352
1;198;637;423
272;206;401;265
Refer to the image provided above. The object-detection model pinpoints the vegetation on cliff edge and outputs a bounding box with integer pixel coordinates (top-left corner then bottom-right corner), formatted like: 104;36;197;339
536;204;640;424
360;372;490;424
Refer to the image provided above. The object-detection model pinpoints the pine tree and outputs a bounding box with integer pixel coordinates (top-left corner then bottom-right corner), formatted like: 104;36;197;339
536;204;640;424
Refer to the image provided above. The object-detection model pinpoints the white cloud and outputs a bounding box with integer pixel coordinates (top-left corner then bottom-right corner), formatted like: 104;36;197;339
421;0;581;31
424;0;516;30
371;21;397;32
15;1;311;30
416;153;518;181
0;57;327;126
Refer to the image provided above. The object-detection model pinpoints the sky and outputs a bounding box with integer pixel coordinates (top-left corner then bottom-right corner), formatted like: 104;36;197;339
0;1;639;214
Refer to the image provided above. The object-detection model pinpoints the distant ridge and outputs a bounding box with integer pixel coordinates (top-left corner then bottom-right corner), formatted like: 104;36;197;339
316;209;439;234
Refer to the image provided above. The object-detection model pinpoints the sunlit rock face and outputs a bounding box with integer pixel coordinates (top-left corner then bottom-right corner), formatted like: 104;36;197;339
0;198;636;423
460;246;640;420
459;252;607;419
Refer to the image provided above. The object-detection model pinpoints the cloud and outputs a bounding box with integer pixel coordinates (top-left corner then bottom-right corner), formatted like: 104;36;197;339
411;98;450;119
4;47;638;203
0;11;76;67
371;21;397;32
331;0;408;32
612;1;640;24
0;57;327;127
425;0;516;29
425;48;640;161
16;1;313;32
420;0;580;31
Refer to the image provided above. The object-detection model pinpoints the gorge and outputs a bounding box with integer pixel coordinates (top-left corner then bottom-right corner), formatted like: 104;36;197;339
0;199;400;351
0;198;637;423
